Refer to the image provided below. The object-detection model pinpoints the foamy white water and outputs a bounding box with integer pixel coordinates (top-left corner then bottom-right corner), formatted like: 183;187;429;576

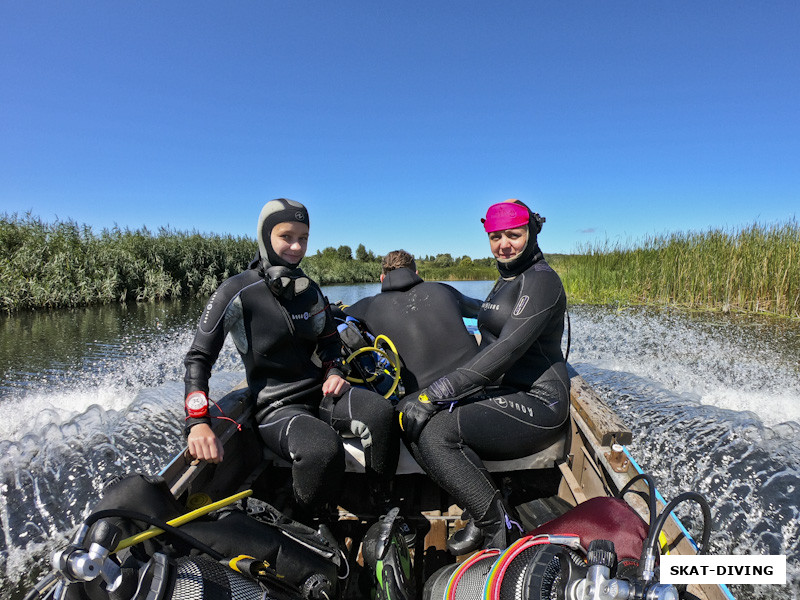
0;294;797;599
569;307;800;427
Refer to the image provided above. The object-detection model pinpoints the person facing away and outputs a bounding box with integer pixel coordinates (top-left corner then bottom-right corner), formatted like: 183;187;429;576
397;199;571;555
342;249;481;394
182;198;399;515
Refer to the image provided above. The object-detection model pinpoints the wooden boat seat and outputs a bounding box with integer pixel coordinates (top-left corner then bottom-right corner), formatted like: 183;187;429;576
261;428;568;475
347;431;568;474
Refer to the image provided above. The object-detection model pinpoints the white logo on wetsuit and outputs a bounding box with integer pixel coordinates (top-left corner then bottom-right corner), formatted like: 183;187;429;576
482;301;500;311
292;311;310;320
201;291;218;326
513;295;529;316
492;396;535;417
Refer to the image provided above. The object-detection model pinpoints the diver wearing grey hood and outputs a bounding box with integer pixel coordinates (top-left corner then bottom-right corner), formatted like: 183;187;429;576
182;199;399;513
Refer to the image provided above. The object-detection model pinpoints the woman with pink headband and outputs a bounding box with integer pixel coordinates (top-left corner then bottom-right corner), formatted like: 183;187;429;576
398;199;570;554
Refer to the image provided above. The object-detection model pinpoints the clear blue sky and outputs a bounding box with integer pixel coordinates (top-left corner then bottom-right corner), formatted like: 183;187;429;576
2;1;798;259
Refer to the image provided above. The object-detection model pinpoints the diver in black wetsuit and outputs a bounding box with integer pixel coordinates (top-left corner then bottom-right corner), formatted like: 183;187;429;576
343;250;481;393
397;200;570;554
182;199;399;513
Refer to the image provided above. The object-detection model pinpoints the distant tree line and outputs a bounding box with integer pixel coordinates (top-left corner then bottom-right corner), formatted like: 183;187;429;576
0;215;497;312
302;244;498;284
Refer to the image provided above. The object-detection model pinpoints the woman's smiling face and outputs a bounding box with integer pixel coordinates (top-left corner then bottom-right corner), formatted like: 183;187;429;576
488;226;529;262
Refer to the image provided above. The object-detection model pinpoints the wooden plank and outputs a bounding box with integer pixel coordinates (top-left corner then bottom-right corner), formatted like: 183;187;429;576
422;510;447;552
569;373;632;446
558;462;588;504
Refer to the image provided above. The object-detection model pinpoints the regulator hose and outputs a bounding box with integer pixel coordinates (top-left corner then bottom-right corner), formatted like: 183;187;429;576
21;572;58;600
344;335;402;399
617;472;658;533
638;491;712;580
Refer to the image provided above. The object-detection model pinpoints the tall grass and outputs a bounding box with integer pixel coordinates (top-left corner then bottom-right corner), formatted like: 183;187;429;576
1;214;256;312
552;221;800;318
418;263;497;282
5;214;798;318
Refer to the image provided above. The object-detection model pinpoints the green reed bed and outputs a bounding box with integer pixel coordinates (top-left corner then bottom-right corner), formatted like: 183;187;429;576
1;215;501;312
6;214;796;318
1;214;256;312
553;222;800;319
418;264;497;282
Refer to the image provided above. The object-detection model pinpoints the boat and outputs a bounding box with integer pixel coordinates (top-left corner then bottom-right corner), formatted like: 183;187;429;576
24;348;735;600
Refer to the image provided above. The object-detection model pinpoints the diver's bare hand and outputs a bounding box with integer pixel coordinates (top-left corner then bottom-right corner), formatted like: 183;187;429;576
187;423;224;463
322;374;351;398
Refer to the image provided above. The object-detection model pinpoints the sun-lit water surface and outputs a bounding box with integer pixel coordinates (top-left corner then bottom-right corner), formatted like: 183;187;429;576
0;283;798;599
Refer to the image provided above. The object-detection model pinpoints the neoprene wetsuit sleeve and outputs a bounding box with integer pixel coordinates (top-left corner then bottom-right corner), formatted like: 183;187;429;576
317;300;346;380
340;297;370;323
183;277;243;431
429;269;566;400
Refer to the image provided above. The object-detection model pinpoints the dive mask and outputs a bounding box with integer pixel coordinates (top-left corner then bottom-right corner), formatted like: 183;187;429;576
265;266;311;298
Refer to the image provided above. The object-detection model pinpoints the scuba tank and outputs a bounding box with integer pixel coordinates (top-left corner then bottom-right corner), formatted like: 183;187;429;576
422;481;711;600
38;474;344;600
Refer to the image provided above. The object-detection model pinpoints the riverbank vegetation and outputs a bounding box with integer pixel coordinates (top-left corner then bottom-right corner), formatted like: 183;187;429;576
0;214;496;312
2;214;798;319
552;221;800;319
1;214;255;311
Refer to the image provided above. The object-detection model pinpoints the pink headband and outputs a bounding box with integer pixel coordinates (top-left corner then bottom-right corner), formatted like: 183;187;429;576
481;202;530;233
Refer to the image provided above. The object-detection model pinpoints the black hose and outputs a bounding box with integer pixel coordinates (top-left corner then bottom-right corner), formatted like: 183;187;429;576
617;472;658;533
638;491;712;579
22;572;58;600
85;511;308;598
82;508;226;561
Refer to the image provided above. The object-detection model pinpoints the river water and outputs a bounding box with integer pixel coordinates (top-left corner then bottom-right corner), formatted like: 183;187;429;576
1;281;798;599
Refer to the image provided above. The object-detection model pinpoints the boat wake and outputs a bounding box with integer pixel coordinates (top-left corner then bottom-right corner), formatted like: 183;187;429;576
0;301;797;599
570;306;800;600
0;327;244;598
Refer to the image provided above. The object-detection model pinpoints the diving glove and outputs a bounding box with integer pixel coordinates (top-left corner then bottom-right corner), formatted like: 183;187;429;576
427;374;456;400
397;390;440;443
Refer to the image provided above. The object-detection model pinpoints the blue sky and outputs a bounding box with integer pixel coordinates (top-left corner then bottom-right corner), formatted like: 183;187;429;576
2;1;798;259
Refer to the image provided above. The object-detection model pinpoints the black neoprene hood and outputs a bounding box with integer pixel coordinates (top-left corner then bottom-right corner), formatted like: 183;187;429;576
256;198;310;268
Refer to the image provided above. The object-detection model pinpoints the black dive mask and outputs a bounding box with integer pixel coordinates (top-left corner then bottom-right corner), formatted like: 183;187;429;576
265;266;311;299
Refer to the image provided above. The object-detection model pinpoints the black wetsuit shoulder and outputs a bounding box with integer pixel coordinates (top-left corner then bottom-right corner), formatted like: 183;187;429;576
344;268;479;392
184;267;342;421
442;258;567;396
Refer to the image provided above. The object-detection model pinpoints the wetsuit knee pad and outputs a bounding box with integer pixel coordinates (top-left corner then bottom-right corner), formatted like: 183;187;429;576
283;415;345;508
286;414;345;467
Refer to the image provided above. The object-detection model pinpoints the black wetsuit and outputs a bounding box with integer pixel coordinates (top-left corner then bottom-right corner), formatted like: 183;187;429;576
183;265;399;509
343;268;481;392
408;252;570;524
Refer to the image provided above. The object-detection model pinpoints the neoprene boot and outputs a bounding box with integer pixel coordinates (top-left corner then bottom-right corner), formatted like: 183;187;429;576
446;518;482;556
476;493;523;550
